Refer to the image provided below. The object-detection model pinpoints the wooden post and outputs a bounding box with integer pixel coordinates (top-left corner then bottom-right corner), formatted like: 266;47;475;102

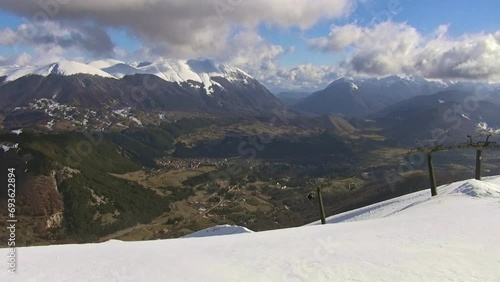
427;153;437;196
475;149;482;180
317;186;326;225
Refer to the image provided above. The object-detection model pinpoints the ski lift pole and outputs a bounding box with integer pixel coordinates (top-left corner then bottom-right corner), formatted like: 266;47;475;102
317;186;326;224
427;152;437;196
475;149;482;180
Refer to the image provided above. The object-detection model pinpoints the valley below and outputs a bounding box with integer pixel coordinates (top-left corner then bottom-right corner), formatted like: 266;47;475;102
2;110;499;246
1;62;500;247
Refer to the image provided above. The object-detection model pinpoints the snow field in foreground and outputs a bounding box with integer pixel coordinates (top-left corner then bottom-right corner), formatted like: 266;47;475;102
1;177;499;282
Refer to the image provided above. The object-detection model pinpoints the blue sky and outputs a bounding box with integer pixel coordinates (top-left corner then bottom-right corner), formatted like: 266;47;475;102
0;0;499;90
259;0;500;67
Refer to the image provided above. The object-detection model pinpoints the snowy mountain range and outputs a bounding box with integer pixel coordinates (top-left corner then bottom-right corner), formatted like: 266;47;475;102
2;59;500;131
2;176;499;281
0;59;255;95
0;59;283;130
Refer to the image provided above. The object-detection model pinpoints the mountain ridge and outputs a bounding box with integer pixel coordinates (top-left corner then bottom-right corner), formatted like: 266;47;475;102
0;60;284;130
293;75;500;117
0;59;255;91
293;76;450;117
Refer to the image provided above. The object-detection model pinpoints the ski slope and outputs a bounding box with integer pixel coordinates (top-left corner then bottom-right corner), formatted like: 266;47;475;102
2;177;500;281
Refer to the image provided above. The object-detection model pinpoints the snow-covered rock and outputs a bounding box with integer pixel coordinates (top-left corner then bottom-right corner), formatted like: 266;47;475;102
183;225;254;238
10;129;22;135
477;122;500;134
1;143;19;152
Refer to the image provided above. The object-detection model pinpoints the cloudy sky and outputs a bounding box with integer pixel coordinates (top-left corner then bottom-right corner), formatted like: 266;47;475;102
0;0;499;92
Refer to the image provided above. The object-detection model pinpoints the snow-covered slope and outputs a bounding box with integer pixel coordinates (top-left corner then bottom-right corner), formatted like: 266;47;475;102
100;59;252;95
87;59;126;69
309;178;500;225
183;225;253;238
1;60;116;81
2;177;500;281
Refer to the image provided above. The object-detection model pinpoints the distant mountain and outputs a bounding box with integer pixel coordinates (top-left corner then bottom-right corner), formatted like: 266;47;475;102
275;91;311;105
375;90;500;145
0;59;283;130
293;76;448;117
374;90;472;119
0;59;261;94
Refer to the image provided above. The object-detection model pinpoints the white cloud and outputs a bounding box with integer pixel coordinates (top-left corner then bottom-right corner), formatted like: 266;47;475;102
2;0;499;89
255;64;342;92
202;29;341;91
309;23;365;52
309;21;500;82
13;52;33;65
0;0;354;58
222;30;284;68
0;21;115;58
0;0;357;92
0;28;17;45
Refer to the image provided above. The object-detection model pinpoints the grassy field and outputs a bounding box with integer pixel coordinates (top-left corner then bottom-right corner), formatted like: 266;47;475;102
176;122;323;146
111;167;216;192
360;147;410;168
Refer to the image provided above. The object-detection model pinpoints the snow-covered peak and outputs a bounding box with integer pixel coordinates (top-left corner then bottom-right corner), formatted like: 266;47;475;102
0;58;257;95
381;74;407;81
144;59;217;83
47;61;116;77
187;59;221;75
129;61;153;68
99;59;254;95
219;63;253;78
329;75;449;89
377;75;422;87
0;65;20;76
3;60;116;81
102;63;146;78
87;59;125;69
